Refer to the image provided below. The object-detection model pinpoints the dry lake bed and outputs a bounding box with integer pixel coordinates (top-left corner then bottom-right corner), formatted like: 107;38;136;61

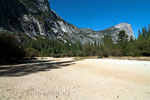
0;58;150;100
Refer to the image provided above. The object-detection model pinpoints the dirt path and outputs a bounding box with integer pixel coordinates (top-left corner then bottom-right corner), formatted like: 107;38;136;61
0;58;150;100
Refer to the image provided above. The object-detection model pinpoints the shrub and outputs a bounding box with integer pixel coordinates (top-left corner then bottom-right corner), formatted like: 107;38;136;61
25;48;40;57
0;33;25;63
111;49;123;57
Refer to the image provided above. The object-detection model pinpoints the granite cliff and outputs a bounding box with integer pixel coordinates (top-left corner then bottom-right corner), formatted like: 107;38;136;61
0;0;135;44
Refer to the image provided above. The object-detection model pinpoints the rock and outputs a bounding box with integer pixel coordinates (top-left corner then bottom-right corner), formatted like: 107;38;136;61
117;96;119;98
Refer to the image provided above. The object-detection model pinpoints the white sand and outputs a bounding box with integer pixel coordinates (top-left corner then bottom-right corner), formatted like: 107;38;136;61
0;58;150;100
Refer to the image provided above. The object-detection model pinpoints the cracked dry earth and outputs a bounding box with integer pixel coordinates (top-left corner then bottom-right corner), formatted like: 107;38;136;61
0;58;150;100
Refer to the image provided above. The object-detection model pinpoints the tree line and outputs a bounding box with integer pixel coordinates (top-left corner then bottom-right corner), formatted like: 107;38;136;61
0;25;150;62
24;25;150;57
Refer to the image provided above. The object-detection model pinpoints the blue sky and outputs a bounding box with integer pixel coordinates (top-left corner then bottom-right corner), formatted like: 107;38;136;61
50;0;150;38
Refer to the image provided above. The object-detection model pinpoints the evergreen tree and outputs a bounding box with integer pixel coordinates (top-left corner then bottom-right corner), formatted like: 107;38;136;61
142;27;147;39
117;30;128;56
148;25;150;32
138;29;141;37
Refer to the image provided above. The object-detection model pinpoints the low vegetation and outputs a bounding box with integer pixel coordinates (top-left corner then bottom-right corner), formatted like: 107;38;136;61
0;33;26;63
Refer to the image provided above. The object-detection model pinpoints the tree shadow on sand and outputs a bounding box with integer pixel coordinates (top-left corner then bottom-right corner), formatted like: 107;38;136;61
0;59;75;77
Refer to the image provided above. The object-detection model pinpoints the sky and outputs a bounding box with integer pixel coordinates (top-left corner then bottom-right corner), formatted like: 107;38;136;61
50;0;150;38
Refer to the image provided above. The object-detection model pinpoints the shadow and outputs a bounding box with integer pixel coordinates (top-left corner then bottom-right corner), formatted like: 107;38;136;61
0;59;75;77
0;0;27;31
0;57;38;66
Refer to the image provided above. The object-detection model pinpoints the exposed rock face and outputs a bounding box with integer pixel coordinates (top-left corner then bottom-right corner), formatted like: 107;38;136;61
114;23;134;39
80;23;135;42
0;0;135;44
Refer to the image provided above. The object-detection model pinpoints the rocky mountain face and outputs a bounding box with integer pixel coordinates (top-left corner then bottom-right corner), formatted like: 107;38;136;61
0;0;135;44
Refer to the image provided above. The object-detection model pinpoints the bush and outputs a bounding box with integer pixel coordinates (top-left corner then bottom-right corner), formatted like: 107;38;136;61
25;48;40;57
134;40;150;56
0;33;26;63
111;49;123;57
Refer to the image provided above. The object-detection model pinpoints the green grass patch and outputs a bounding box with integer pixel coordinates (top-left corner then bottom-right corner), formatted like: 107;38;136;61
73;57;87;61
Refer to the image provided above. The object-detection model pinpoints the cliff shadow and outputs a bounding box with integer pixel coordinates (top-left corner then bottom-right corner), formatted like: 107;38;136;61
0;0;27;31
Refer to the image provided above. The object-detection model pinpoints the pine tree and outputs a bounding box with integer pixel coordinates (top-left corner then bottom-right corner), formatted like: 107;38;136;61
138;29;141;37
117;30;128;56
148;25;150;32
142;27;147;39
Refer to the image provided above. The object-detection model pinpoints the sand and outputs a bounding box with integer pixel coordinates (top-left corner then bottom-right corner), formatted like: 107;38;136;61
0;58;150;100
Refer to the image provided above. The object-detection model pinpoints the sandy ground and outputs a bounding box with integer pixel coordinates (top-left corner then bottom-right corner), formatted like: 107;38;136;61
0;58;150;100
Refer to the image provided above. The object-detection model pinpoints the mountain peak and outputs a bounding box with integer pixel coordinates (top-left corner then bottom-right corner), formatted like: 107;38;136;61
114;23;134;39
115;23;131;29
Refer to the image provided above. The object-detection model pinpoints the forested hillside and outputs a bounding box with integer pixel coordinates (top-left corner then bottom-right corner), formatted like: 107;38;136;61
23;25;150;57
